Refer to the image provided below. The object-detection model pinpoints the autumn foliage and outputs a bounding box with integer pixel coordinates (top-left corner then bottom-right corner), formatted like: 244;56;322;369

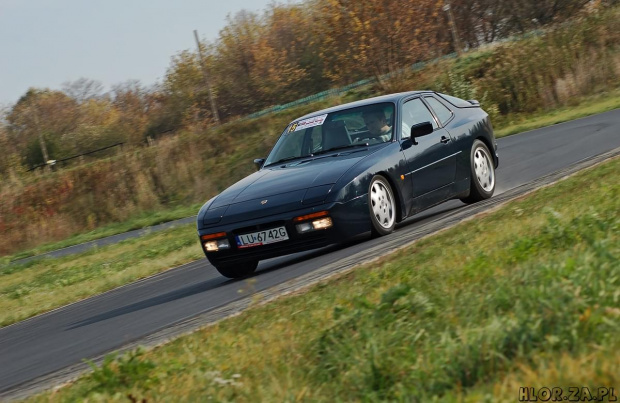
1;0;607;171
1;0;618;255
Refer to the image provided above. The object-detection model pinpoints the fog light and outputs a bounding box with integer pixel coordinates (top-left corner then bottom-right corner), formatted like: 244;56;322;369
296;222;313;233
312;217;333;230
203;238;230;252
204;241;219;251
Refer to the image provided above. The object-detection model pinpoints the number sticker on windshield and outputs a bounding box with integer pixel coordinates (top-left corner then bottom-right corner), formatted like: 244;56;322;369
292;114;328;132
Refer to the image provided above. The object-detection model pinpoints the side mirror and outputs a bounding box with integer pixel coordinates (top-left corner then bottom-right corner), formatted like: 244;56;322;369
410;121;434;138
467;99;480;107
401;138;413;150
253;158;265;170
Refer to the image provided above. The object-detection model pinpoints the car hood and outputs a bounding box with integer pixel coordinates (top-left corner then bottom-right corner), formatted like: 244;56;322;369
199;149;375;228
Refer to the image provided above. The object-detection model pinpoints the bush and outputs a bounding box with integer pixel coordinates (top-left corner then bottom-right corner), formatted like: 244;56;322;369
86;348;157;393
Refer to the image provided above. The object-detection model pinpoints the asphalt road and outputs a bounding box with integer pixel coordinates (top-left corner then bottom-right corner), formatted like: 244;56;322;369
1;109;620;398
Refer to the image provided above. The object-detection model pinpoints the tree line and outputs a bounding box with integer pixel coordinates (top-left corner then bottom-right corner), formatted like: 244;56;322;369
0;0;607;176
1;2;618;255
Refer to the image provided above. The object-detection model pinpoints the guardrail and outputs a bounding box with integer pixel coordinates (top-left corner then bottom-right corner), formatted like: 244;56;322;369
241;24;550;122
27;142;124;172
243;53;459;121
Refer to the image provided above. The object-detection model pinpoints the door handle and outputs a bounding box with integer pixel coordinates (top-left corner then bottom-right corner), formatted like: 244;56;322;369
440;136;451;144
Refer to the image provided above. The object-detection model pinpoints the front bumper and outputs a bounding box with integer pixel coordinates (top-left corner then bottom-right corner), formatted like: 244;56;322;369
197;195;369;266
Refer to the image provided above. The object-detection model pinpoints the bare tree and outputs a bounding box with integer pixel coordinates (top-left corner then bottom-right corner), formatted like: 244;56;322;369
7;89;79;167
62;78;105;103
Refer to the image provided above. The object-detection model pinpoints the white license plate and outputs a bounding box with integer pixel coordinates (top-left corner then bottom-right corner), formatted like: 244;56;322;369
235;226;289;249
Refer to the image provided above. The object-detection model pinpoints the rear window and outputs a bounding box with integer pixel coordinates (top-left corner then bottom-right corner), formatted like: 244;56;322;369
437;93;474;108
424;96;453;125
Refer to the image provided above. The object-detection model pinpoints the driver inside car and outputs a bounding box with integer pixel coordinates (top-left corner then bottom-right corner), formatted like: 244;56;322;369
357;108;392;144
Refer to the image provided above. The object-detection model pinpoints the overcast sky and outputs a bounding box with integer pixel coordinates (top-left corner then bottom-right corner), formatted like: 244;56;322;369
0;0;282;106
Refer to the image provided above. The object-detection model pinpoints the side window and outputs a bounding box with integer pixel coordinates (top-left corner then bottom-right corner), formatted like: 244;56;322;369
438;92;471;107
425;96;453;126
401;98;438;138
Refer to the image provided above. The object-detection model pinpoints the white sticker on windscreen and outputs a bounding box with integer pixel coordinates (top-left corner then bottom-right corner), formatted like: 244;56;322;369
293;114;328;132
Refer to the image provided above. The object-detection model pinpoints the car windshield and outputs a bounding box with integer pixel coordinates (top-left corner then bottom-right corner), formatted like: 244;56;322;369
264;102;395;166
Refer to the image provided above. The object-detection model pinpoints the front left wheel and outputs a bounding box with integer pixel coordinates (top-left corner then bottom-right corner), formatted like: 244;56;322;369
368;175;396;236
209;259;258;279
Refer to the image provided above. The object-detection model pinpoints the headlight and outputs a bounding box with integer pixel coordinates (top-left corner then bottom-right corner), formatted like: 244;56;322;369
302;184;333;205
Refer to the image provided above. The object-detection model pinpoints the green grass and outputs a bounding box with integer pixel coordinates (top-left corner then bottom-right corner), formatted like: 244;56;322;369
0;223;203;327
28;156;619;402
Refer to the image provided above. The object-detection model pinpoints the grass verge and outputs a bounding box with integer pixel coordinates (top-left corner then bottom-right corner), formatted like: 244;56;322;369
28;156;619;402
0;223;202;327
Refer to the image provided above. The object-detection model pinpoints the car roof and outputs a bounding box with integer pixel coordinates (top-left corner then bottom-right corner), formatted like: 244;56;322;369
295;90;434;120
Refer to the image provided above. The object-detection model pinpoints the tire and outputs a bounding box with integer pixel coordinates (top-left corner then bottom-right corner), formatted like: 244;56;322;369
460;139;496;204
368;175;396;236
210;259;258;279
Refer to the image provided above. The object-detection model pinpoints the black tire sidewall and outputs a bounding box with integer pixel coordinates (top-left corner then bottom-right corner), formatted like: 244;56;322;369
209;258;258;278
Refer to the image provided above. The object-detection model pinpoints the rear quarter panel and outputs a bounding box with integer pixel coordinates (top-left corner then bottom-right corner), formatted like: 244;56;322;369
445;107;497;183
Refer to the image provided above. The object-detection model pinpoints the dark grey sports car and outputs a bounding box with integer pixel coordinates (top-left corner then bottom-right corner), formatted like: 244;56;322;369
197;91;498;278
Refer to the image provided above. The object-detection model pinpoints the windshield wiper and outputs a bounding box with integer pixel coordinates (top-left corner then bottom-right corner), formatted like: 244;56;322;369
264;155;312;167
265;143;369;167
312;143;369;155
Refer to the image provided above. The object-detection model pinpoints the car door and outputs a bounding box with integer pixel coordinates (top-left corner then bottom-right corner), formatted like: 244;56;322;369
400;97;457;198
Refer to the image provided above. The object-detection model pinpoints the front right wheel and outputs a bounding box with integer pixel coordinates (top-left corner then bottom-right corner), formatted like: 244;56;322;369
460;139;496;204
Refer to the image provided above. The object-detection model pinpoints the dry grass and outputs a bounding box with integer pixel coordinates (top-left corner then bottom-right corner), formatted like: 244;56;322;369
458;349;620;402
